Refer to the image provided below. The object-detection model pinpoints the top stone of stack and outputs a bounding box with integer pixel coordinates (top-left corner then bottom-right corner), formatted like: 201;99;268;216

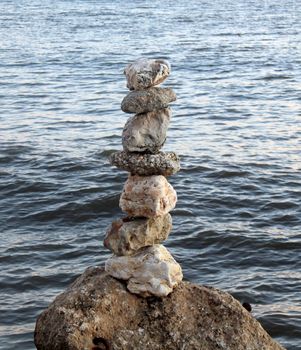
124;58;170;91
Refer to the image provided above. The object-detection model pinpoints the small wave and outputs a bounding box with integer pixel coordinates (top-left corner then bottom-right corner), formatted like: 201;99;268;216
208;169;250;178
22;194;120;222
272;214;299;225
0;144;34;157
254;74;293;81
172;209;194;216
262;201;299;211
93;149;118;159
0;272;75;292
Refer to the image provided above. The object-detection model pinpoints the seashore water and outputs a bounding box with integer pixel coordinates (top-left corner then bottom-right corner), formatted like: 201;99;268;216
0;0;300;349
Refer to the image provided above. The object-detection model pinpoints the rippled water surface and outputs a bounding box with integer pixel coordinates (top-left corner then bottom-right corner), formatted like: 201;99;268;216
0;0;301;349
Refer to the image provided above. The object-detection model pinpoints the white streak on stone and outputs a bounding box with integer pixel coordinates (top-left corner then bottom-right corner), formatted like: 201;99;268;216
105;245;183;297
124;58;170;90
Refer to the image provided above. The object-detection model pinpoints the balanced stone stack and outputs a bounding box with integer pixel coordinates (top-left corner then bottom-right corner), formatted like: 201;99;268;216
104;58;183;297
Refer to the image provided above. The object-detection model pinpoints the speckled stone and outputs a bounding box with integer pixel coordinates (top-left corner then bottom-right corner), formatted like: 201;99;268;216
124;58;170;90
109;151;180;176
103;214;172;256
120;175;177;218
122;108;171;154
121;87;176;114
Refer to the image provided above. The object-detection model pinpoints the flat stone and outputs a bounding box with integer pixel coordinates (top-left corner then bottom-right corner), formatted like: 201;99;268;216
109;151;180;176
120;175;177;218
34;266;286;350
103;214;172;256
124;58;170;90
122;108;171;154
105;244;183;297
121;87;176;114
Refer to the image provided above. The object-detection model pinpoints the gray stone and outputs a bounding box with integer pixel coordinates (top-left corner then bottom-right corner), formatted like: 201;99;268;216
109;151;180;176
105;245;183;297
120;175;177;218
35;266;286;350
103;214;172;256
124;58;170;90
121;87;176;114
122;108;171;154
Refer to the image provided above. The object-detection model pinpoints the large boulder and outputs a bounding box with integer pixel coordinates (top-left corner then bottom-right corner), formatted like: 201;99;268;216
34;266;286;350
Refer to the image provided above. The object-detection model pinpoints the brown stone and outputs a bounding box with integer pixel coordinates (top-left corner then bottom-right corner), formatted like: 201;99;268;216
109;151;180;176
121;87;176;114
104;214;172;256
119;175;177;218
122;108;171;154
34;266;286;350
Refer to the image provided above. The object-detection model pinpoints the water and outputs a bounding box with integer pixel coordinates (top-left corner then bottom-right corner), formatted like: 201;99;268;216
0;0;300;349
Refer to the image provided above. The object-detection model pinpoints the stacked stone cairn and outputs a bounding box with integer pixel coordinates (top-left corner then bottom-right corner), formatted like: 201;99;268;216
104;58;183;297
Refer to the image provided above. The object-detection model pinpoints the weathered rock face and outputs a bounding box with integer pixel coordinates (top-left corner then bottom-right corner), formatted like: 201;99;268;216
34;266;286;350
121;87;176;114
120;175;177;217
105;245;182;297
104;214;172;256
109;151;180;176
122;108;171;154
124;58;170;90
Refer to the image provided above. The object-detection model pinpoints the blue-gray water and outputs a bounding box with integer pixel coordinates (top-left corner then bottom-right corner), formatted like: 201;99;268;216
0;0;300;349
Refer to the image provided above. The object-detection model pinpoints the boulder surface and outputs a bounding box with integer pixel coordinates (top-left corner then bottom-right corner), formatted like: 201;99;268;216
34;266;286;350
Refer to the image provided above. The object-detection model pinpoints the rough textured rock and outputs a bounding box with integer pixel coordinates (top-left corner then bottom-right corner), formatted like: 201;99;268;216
104;214;172;256
124;58;170;90
109;151;180;176
105;245;182;297
120;175;177;218
34;266;286;350
121;87;176;114
122;108;171;153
